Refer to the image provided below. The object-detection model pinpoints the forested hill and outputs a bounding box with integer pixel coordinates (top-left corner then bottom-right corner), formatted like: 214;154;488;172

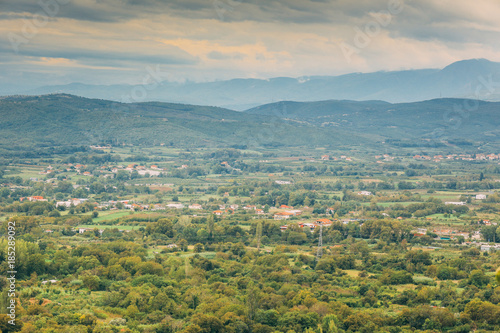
246;99;500;148
1;94;500;155
0;94;365;154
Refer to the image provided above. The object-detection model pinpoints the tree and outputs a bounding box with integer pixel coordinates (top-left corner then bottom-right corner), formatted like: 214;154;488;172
256;221;263;251
82;274;101;291
194;243;203;253
191;314;225;333
2;216;40;236
150;218;174;237
468;269;490;288
322;314;340;333
178;239;188;251
462;299;499;325
400;305;456;329
207;214;215;241
405;250;432;267
116;170;129;181
0;314;23;332
57;180;74;193
481;225;498;243
246;282;261;321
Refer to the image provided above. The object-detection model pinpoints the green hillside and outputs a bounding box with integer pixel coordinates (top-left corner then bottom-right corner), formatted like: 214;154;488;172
0;94;367;154
2;94;500;154
247;99;500;148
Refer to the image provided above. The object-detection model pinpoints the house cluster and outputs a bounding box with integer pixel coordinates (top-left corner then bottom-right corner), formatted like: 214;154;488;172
476;220;498;226
41;280;58;285
75;227;131;234
374;154;395;162
298;218;334;231
275;180;292;185
434;229;470;240
56;198;88;208
479;243;500;252
20;196;47;202
119;202;184;211
60;199;147;211
241;205;266;215
413;155;433;161
86;200;275;213
89;145;111;150
63;164;87;173
104;201;185;211
306;155;353;162
358;191;373;196
445;201;466;206
121;164;164;177
413;228;428;237
38;165;54;175
274;206;303;220
40;163;102;177
413;153;500;162
52;164;168;179
413;227;475;241
280;218;353;231
213;204;264;216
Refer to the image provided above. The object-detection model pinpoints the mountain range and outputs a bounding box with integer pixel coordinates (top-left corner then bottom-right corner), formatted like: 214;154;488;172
10;59;500;111
1;94;499;155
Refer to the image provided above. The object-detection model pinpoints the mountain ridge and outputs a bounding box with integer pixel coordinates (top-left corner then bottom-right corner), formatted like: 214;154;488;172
8;59;500;111
1;94;500;155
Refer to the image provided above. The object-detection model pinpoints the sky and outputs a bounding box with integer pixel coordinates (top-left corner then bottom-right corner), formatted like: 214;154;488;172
1;0;500;90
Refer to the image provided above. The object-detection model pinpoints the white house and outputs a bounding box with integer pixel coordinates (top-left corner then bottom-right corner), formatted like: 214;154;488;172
275;180;292;185
42;280;58;285
138;169;161;177
167;203;185;209
274;212;294;220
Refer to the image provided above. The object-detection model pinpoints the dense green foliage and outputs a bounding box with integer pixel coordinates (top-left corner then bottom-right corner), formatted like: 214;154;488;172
0;95;361;155
3;95;500;157
0;111;500;332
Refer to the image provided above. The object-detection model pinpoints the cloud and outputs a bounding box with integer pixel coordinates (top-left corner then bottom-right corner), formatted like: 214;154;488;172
1;0;134;22
0;0;370;24
0;0;500;90
207;51;245;60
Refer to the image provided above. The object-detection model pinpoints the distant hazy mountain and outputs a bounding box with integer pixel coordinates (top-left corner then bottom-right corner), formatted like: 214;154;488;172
1;94;500;155
14;59;500;110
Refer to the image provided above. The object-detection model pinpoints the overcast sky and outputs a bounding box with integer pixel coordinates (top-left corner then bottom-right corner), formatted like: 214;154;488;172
1;0;500;89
